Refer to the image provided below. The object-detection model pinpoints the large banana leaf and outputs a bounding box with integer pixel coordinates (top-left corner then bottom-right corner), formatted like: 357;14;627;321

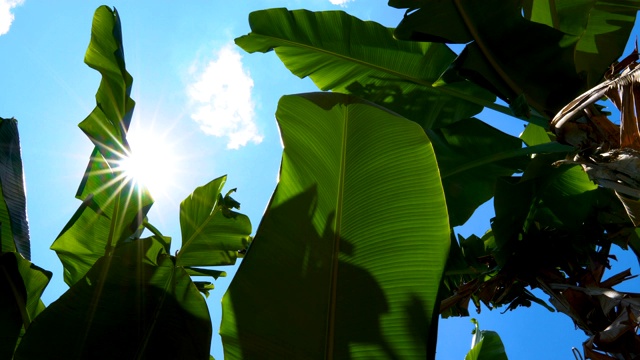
236;7;497;129
51;6;152;286
0;118;30;259
15;239;211;360
221;93;450;359
390;0;590;116
177;175;251;267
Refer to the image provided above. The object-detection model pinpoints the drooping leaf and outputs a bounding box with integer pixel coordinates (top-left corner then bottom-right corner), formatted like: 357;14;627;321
177;176;252;267
391;0;585;117
221;93;450;359
51;6;152;285
0;118;30;259
523;0;640;87
236;7;496;129
16;240;211;360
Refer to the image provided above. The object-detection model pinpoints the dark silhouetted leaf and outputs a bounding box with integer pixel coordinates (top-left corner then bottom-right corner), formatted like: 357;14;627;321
16;239;211;360
0;118;30;259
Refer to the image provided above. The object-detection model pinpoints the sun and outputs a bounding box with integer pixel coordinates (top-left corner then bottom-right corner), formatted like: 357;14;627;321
118;126;180;198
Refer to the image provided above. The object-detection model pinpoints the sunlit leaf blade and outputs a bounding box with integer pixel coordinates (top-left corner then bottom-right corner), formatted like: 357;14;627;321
79;5;134;166
221;93;450;359
77;5;152;232
53;186;151;286
0;252;51;359
52;6;153;285
16;241;211;360
0;118;30;259
523;0;640;87
391;0;584;116
465;320;508;360
236;8;495;128
177;176;252;267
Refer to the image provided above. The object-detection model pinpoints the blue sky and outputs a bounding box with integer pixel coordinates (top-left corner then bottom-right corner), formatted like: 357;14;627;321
1;1;638;359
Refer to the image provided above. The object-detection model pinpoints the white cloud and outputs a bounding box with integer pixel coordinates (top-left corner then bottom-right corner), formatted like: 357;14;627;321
329;0;353;6
0;0;24;36
187;43;263;149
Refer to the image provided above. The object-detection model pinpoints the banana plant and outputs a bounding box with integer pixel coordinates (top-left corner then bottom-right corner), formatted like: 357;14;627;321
10;7;251;359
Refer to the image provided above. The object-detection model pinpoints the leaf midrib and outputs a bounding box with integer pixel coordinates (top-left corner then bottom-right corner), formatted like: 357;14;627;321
325;98;350;359
177;201;224;264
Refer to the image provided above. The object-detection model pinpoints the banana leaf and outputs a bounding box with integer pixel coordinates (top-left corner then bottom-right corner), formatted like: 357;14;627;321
51;6;152;286
16;239;211;360
390;0;589;116
221;93;450;359
464;319;508;360
177;175;251;267
0;118;30;259
236;7;496;129
523;0;640;87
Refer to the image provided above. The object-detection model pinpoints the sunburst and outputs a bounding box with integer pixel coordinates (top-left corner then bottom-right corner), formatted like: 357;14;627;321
117;125;180;200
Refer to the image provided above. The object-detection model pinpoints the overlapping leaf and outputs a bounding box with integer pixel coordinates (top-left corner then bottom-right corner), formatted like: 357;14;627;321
221;93;450;359
50;6;152;286
428;118;529;226
236;7;496;129
16;239;211;360
523;0;640;87
390;0;589;116
177;175;251;267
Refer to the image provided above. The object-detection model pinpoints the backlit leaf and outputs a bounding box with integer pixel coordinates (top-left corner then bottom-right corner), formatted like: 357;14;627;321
221;93;450;359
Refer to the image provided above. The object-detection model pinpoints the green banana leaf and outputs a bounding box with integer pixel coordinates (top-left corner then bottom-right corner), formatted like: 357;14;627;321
491;154;600;267
177;175;251;267
390;0;588;116
237;7;548;229
428;118;528;226
236;7;497;129
465;319;508;360
0;118;30;259
523;0;640;87
221;93;450;359
15;239;212;360
51;6;152;286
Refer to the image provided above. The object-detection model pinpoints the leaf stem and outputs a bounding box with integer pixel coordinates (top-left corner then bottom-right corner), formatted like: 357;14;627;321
143;220;165;240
